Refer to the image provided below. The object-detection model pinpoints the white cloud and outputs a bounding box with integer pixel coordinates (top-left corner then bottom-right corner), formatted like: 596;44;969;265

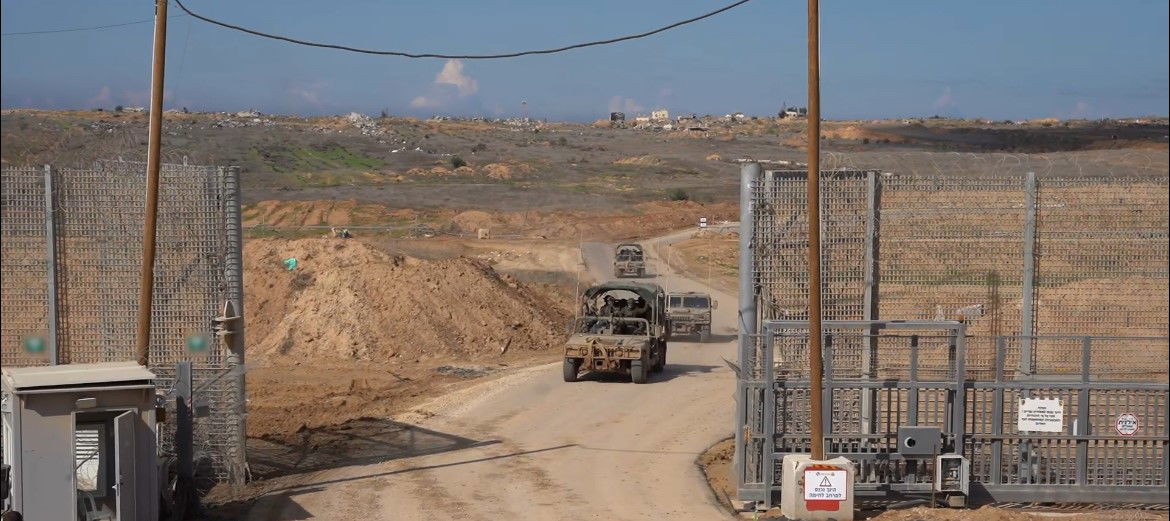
410;60;479;111
434;60;478;96
287;80;328;106
409;95;440;109
608;96;644;114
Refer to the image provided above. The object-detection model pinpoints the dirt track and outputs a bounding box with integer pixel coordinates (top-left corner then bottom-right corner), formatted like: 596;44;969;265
240;230;738;520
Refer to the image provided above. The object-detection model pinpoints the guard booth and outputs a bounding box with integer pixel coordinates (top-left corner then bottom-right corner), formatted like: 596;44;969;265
2;361;159;521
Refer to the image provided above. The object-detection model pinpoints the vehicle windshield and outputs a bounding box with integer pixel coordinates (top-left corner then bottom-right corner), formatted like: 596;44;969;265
616;250;643;261
573;317;650;336
669;296;709;309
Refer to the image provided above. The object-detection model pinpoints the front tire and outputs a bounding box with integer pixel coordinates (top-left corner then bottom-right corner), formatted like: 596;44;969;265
699;327;710;343
652;343;667;372
563;358;581;382
630;360;647;384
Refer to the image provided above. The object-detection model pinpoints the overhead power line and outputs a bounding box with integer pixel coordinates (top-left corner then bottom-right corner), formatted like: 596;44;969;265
1;14;185;37
172;0;754;59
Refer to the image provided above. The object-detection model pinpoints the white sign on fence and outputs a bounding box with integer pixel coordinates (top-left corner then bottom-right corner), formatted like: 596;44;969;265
1017;397;1064;432
1116;413;1140;436
699;217;708;228
803;469;847;501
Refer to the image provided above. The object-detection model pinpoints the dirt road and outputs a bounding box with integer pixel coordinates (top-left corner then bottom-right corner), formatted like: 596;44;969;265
242;229;738;520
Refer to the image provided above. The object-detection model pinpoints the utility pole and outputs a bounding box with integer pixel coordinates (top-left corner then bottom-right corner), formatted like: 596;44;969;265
136;0;169;366
806;0;825;461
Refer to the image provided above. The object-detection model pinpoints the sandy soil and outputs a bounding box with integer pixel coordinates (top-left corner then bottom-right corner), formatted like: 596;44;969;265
242;238;573;441
206;231;742;520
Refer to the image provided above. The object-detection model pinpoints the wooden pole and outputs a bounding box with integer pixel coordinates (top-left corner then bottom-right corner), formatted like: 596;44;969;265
136;0;169;366
806;0;825;460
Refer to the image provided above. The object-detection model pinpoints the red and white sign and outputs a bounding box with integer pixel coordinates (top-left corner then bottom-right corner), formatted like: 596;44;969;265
804;468;847;501
1116;413;1140;436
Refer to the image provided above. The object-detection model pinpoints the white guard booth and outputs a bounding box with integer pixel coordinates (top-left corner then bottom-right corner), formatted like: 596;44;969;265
2;361;159;521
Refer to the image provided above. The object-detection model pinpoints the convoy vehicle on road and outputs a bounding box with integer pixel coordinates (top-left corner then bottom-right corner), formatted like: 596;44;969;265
666;291;716;342
563;281;668;383
613;244;646;278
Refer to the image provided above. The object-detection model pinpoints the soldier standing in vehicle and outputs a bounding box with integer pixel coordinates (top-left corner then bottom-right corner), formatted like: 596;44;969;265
599;295;616;316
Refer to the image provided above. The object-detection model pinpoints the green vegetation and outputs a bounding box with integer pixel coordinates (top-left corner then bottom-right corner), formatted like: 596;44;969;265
668;188;691;201
251;143;384;173
450;155;467;169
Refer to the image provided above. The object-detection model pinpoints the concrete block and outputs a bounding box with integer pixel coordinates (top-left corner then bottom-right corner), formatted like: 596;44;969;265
779;454;854;521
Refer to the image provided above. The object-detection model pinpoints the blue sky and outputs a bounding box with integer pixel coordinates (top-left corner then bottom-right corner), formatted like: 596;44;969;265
2;0;1167;121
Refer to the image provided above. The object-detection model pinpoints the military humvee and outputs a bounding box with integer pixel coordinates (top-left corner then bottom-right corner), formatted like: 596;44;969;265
666;291;716;342
563;281;668;384
612;244;646;278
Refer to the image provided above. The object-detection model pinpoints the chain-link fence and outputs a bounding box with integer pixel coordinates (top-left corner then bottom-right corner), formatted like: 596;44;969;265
735;158;1168;507
0;161;246;485
747;161;1168;380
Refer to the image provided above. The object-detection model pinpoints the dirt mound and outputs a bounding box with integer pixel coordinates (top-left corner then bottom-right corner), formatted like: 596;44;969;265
482;161;533;180
244;238;568;364
451;210;501;232
614;155;665;166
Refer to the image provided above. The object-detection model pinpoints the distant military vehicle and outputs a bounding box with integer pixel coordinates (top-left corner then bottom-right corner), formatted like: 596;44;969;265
563;281;668;384
666;291;716;342
613;243;646;278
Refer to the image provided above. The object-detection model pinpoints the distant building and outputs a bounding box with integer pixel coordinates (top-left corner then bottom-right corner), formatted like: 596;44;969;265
634;115;651;124
124;106;146;113
610;112;626;122
780;107;807;119
650;109;670;122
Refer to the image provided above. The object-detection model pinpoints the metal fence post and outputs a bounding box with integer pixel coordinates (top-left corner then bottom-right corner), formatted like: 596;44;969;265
222;166;248;486
43;165;60;365
861;170;881;438
952;322;967;453
908;335;920;426
1075;336;1090;485
991;337;1005;485
734;162;761;503
1019;172;1037;375
175;361;195;506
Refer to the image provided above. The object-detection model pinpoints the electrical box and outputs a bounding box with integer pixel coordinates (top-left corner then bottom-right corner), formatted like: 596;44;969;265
935;454;970;507
896;426;942;457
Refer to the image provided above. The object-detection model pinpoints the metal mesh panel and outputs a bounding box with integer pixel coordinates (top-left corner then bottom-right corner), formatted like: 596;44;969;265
753;170;870;378
1034;176;1169;348
0;162;245;485
879;174;1027;378
0;167;51;367
738;161;1168;506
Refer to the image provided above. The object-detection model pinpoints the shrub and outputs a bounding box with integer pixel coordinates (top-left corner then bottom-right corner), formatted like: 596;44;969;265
450;156;467;169
668;188;690;201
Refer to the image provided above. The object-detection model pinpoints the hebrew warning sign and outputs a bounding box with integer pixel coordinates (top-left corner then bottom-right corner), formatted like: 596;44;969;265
804;469;847;501
1116;413;1139;436
1017;397;1064;433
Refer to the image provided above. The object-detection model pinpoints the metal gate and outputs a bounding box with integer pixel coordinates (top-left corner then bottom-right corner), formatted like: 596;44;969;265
734;163;1170;507
1;161;246;485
